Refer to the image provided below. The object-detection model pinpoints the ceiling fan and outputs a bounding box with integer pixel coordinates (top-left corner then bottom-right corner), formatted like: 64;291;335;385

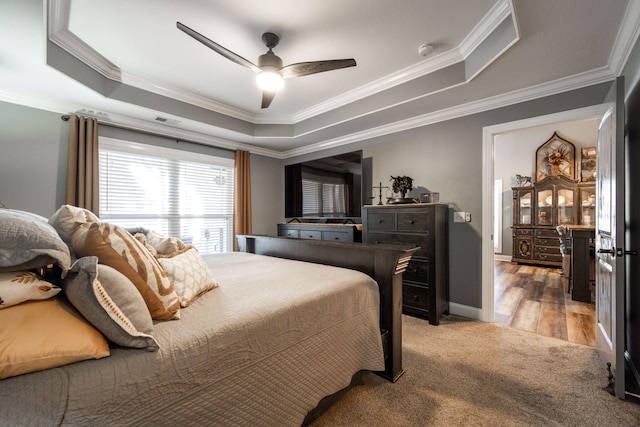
177;22;356;108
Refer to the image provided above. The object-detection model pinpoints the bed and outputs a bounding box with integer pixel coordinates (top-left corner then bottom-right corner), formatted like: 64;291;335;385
0;207;415;426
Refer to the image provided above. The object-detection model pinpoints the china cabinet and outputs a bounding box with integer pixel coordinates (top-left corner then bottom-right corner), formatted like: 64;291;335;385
512;175;595;267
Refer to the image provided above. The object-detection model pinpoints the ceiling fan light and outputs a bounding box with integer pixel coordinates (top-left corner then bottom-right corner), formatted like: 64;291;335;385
256;70;284;91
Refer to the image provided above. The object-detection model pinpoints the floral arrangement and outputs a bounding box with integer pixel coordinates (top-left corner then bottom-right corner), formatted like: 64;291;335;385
390;175;413;197
546;146;570;166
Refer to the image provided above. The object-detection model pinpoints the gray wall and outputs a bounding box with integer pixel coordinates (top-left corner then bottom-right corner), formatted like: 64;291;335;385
0;102;68;216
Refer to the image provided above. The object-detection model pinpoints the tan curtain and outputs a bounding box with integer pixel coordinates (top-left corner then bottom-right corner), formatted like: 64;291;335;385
66;115;99;215
233;149;252;251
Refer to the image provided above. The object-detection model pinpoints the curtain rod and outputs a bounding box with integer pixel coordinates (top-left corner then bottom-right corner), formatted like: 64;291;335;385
60;114;236;153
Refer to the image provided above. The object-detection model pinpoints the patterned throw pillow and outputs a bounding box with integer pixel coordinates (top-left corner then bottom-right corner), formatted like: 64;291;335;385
71;222;180;320
157;246;219;307
0;271;62;309
63;256;159;351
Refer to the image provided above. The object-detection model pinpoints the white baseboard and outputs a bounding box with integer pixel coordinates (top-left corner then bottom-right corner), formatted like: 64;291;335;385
494;254;511;262
448;302;483;321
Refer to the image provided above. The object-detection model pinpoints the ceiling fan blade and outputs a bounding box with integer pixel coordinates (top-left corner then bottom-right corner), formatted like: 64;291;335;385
261;91;277;109
280;59;356;79
177;22;261;73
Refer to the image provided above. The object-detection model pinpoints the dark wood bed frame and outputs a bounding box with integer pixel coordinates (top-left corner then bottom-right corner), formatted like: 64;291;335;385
237;234;417;382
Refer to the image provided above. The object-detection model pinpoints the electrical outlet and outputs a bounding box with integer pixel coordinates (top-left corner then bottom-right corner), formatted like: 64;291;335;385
465;212;471;222
453;211;466;223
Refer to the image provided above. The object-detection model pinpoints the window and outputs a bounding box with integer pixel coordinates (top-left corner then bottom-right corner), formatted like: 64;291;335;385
99;138;234;254
301;172;346;217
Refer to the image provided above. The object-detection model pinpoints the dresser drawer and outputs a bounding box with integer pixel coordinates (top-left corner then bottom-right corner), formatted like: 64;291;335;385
367;213;395;231
300;230;321;240
397;213;428;232
535;245;560;255
535;237;559;247
323;231;350;242
535;228;560;238
515;228;534;236
402;282;430;311
404;259;429;284
281;228;299;238
533;251;562;263
367;232;427;258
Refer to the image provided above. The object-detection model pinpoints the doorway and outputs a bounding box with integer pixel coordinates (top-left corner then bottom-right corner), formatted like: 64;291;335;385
481;105;607;345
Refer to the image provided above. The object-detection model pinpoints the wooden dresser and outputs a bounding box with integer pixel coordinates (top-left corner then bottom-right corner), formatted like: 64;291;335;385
362;204;449;325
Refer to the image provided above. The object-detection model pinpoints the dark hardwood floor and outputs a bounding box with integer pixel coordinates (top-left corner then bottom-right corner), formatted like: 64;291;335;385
494;261;596;347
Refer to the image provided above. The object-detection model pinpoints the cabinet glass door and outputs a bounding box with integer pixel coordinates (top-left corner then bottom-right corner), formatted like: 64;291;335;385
557;188;574;225
519;192;532;224
581;187;596;226
537;189;553;225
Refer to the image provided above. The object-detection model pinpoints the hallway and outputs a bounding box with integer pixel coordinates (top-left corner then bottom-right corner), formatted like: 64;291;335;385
494;261;595;347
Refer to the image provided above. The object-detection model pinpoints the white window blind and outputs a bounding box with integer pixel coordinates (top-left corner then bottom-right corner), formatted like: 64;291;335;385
302;178;346;217
99;138;234;254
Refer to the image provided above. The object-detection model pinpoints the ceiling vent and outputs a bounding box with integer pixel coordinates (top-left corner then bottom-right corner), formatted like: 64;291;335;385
154;116;181;126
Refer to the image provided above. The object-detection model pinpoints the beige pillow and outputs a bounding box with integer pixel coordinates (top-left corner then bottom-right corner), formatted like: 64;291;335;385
48;205;99;251
0;271;62;309
157;246;219;307
71;222;180;320
0;298;110;379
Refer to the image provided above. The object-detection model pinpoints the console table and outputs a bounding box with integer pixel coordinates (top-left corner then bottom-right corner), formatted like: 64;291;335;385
277;223;362;242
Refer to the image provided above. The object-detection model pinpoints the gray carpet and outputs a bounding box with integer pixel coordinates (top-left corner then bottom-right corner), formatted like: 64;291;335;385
311;315;640;426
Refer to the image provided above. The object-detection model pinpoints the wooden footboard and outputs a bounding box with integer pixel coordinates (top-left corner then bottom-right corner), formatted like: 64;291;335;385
236;234;417;382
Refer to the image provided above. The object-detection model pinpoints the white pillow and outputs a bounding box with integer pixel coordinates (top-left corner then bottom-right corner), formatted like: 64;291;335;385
0;270;62;309
48;205;99;251
157;246;219;307
145;231;186;255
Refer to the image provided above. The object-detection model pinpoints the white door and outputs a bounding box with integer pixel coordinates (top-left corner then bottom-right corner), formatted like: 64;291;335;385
595;78;626;398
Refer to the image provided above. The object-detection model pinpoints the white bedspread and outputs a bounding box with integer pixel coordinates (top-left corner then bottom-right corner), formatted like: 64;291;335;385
0;252;384;426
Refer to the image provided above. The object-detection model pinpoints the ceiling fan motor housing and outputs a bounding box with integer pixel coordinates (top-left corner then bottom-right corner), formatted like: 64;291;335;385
258;50;283;71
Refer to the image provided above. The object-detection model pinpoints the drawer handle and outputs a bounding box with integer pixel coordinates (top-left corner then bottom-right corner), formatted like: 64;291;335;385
375;240;381;244
308;235;313;238
378;219;384;223
334;237;340;240
409;220;414;224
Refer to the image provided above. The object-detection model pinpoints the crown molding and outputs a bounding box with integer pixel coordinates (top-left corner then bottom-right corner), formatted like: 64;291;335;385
280;66;616;158
458;0;512;57
291;0;514;123
74;109;283;158
608;0;640;76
